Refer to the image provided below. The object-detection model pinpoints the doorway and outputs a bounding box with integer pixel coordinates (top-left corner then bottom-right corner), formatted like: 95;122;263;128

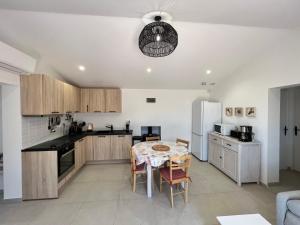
273;86;300;192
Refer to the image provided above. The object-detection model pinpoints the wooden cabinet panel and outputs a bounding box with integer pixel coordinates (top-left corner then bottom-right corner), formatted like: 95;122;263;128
43;76;64;114
81;88;90;112
222;147;238;180
85;136;93;161
74;86;81;113
22;151;58;200
212;142;222;169
64;83;72;113
80;138;86;166
89;89;105;112
111;135;131;160
93;135;111;160
64;84;81;113
75;141;81;171
105;89;121;112
21;75;44;115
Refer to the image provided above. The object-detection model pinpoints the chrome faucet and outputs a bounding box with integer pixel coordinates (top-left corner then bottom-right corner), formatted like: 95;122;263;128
105;124;114;132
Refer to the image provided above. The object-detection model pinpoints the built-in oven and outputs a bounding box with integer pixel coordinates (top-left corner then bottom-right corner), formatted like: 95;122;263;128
57;142;75;181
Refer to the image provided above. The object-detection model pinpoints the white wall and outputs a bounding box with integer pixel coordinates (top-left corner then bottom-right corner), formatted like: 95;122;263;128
0;40;36;199
1;82;22;199
211;30;300;185
75;89;210;144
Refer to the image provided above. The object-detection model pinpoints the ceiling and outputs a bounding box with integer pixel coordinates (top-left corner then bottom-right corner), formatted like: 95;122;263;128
0;0;300;28
0;6;296;88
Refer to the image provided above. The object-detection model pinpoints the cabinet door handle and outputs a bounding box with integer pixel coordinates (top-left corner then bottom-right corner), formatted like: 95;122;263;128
226;143;232;147
87;105;89;112
118;135;125;137
94;111;102;112
220;156;222;159
98;135;106;138
109;111;116;112
213;139;217;141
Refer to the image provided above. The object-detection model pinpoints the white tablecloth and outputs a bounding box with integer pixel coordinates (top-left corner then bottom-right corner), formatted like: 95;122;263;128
132;141;189;167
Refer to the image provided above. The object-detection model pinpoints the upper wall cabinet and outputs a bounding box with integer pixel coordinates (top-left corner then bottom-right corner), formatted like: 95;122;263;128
105;89;122;113
21;74;64;115
89;89;105;113
64;83;80;113
80;88;121;113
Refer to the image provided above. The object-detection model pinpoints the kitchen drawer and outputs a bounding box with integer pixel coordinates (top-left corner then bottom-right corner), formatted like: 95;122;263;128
209;135;222;145
222;140;238;152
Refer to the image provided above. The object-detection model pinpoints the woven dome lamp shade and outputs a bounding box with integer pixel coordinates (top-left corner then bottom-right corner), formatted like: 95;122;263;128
139;16;178;57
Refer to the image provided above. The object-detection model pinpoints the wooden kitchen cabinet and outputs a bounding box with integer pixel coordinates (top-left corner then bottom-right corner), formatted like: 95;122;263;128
43;76;64;115
208;133;260;186
93;135;111;160
89;89;105;112
21;74;64;115
22;151;58;200
111;135;131;160
81;88;90;112
75;138;86;171
64;83;80;113
105;89;122;112
85;136;94;161
222;147;238;180
80;88;106;113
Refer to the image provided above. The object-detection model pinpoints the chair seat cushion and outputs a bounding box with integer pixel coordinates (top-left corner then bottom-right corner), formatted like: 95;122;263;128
135;162;145;172
287;200;300;218
160;167;186;181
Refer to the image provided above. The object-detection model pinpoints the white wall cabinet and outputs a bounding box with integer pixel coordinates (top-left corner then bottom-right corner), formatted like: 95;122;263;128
208;133;260;186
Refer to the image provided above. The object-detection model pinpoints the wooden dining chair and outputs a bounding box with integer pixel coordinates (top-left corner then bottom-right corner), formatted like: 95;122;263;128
176;138;189;149
145;136;161;141
130;148;146;192
159;154;192;208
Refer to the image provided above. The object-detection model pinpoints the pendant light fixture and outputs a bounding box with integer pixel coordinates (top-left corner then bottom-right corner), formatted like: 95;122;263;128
139;13;178;57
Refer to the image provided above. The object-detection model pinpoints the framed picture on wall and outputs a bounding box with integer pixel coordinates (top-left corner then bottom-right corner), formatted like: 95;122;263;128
225;107;233;117
246;107;256;117
235;107;244;117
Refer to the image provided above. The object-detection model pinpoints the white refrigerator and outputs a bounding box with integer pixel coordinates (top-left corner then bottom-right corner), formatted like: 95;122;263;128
191;99;221;161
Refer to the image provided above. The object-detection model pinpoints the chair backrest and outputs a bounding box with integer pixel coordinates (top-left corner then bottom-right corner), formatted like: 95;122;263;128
130;148;137;171
146;136;161;141
176;138;189;149
169;154;192;181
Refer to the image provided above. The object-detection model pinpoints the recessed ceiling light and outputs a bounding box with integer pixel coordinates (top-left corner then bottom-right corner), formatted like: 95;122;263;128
78;65;86;71
146;68;152;73
206;70;212;75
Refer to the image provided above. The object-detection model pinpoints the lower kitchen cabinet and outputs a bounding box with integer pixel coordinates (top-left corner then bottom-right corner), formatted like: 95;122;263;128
111;135;131;160
222;147;238;180
208;133;260;186
22;151;58;200
75;138;86;171
91;134;132;161
93;135;111;160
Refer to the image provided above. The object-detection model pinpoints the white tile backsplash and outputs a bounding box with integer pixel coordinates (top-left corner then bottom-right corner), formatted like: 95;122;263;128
22;116;71;149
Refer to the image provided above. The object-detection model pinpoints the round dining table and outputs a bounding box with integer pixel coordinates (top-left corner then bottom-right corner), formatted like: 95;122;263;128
132;141;189;198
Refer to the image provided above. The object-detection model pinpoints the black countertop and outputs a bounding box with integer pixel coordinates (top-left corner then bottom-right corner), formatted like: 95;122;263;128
22;130;133;152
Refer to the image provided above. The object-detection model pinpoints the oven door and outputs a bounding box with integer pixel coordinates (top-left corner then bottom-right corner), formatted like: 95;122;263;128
58;148;75;181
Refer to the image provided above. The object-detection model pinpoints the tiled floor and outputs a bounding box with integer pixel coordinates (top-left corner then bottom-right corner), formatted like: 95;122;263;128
0;158;277;225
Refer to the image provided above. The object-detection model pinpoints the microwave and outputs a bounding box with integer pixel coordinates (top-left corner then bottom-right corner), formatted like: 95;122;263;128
214;123;236;136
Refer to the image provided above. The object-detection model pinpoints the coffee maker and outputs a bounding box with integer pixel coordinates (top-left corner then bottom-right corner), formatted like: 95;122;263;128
239;126;253;142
